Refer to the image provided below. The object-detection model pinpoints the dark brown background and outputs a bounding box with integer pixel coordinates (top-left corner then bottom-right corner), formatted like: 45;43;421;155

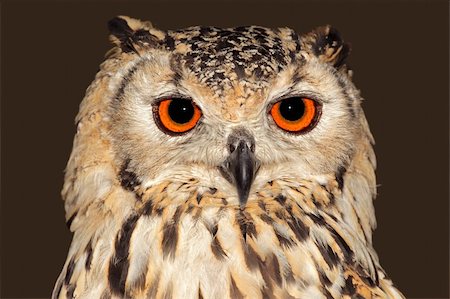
1;1;448;298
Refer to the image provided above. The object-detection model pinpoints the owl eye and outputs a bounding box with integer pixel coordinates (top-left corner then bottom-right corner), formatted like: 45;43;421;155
154;98;202;134
270;97;320;133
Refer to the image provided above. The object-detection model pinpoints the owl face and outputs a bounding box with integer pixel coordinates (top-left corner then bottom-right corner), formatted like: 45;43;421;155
107;17;361;206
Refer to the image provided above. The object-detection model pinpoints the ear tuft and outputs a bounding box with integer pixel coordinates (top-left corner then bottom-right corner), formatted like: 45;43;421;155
302;26;350;68
108;17;135;42
107;16;165;54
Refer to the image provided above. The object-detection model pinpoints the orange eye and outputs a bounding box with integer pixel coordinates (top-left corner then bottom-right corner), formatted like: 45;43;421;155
270;97;320;133
154;98;202;134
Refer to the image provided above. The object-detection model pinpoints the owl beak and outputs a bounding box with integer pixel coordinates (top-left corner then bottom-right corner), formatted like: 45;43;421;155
219;138;260;208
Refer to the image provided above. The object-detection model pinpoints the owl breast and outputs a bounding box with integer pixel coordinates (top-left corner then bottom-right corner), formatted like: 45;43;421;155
54;177;390;299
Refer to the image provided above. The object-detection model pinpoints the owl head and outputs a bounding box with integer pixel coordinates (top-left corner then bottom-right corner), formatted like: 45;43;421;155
64;16;375;216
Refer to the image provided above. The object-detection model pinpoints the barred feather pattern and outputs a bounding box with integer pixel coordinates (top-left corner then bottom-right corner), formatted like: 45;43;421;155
53;123;402;298
54;175;403;298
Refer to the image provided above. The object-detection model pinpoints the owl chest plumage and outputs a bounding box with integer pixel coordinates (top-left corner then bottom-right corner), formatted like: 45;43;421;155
54;177;400;299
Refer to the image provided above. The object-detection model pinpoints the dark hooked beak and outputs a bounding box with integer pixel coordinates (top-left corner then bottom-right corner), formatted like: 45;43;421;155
219;131;260;207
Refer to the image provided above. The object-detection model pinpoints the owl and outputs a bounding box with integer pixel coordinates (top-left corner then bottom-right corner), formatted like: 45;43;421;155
52;16;404;299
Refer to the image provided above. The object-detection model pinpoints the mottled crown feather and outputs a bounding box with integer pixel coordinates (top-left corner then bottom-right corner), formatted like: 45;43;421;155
107;16;349;77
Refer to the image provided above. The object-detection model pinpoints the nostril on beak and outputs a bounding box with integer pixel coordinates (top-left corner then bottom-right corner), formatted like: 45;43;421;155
229;140;255;154
227;127;255;154
229;144;236;153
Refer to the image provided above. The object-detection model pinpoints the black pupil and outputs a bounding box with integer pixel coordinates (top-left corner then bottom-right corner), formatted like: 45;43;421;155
279;97;305;121
168;99;194;124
